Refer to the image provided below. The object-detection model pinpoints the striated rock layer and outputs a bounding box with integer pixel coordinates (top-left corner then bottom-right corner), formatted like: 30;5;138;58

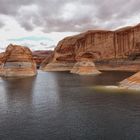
120;72;140;90
0;44;37;77
41;62;74;71
71;61;101;75
41;23;140;74
0;52;5;64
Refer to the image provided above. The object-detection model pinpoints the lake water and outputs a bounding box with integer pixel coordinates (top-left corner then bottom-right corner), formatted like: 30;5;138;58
0;71;140;140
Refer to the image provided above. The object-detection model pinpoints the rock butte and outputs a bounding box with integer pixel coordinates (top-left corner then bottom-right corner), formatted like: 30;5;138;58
0;44;37;77
71;61;101;75
41;23;140;75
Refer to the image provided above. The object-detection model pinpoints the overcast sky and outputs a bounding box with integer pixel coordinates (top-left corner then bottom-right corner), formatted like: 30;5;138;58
0;0;140;52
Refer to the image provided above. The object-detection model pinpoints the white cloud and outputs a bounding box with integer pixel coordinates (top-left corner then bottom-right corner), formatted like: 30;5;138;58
0;0;139;51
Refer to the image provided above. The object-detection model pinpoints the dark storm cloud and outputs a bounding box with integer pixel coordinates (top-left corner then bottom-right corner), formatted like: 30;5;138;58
0;0;139;32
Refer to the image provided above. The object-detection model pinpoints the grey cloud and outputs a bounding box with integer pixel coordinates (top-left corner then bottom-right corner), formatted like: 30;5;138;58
0;21;4;28
0;0;32;16
0;0;140;32
19;21;34;31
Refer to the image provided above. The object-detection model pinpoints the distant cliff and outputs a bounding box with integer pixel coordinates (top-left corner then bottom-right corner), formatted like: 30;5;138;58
32;50;53;68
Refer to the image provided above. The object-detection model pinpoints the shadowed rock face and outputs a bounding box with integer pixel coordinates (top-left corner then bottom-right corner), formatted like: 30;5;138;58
0;44;37;77
41;23;140;74
32;50;53;68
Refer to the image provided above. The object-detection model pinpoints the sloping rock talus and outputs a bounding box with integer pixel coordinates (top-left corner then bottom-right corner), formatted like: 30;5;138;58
0;44;37;77
41;23;140;73
120;72;140;90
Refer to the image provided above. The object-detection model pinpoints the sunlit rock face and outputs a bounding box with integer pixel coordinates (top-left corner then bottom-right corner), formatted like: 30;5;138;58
71;61;101;75
0;44;37;77
120;72;140;90
41;23;140;73
0;52;5;64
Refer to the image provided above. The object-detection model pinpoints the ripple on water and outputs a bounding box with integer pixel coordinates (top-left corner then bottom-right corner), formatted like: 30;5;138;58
0;71;140;140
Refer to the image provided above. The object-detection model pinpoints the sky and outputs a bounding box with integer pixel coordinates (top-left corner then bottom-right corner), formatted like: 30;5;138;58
0;0;140;52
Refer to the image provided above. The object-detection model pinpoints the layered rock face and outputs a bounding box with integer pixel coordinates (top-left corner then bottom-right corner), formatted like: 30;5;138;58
120;72;140;90
0;44;37;77
71;61;101;75
41;23;140;73
0;52;5;65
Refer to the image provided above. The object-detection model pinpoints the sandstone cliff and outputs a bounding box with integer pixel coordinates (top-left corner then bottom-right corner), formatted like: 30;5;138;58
0;44;37;77
41;23;140;73
0;52;5;65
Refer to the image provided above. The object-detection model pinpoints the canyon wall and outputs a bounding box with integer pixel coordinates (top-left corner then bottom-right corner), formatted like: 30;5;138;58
41;24;140;72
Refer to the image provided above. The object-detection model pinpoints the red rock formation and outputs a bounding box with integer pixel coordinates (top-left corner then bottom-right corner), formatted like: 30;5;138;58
0;44;37;77
41;23;140;74
54;30;115;62
71;61;101;75
0;52;5;65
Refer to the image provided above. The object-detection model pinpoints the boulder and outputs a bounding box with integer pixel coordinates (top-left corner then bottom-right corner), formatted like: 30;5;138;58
0;44;37;77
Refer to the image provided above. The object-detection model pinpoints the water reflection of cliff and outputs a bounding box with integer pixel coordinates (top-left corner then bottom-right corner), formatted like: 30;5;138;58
3;76;36;108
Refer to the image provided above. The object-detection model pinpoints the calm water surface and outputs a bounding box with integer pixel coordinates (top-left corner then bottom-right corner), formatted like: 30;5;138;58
0;71;140;140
